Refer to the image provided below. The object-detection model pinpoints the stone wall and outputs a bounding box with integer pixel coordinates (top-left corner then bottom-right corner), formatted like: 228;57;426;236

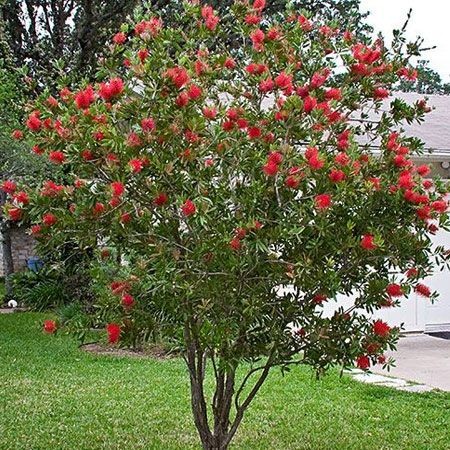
0;227;36;277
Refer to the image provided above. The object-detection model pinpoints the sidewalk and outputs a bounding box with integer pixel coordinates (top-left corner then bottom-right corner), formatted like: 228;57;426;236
372;333;450;391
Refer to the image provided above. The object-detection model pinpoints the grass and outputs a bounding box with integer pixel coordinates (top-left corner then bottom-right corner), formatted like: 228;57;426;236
0;313;449;450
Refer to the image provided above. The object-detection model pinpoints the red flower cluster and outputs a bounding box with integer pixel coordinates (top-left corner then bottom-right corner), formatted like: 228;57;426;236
315;194;332;210
98;78;124;101
181;199;196;217
201;5;219;31
106;323;121;344
43;320;57;334
74;85;95;110
372;319;391;338
262;151;283;176
360;234;377;251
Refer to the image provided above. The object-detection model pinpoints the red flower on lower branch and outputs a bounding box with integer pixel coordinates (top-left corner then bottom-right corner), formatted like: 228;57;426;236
106;323;121;344
43;320;57;334
356;355;370;370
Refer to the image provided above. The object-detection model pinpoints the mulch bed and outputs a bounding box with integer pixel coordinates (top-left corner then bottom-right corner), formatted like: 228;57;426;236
80;342;177;359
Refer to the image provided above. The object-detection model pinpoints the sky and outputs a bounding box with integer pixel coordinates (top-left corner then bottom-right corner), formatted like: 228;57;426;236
359;0;450;81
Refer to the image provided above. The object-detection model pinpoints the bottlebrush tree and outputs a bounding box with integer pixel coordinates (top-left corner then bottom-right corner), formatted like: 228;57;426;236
6;0;449;448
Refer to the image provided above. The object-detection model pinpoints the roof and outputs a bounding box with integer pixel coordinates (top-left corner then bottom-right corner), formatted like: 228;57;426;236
379;92;450;162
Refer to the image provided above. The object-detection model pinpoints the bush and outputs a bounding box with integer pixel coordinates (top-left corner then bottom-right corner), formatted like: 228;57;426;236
7;1;450;448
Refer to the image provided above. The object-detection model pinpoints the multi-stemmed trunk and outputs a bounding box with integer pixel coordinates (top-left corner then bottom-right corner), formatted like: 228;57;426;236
184;324;273;450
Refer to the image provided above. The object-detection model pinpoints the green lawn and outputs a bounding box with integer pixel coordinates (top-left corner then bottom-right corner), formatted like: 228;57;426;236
0;313;449;450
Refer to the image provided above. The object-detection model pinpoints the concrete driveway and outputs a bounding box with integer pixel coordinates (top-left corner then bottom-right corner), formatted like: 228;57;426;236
373;334;450;391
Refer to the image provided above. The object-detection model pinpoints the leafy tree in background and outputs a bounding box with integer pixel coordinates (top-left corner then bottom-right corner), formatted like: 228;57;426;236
1;0;371;88
396;59;450;95
8;1;449;448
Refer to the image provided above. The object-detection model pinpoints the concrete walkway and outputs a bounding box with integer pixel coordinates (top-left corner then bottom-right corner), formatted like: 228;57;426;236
372;334;450;391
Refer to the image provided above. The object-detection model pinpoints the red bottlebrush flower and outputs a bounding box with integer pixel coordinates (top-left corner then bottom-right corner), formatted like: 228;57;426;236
275;71;293;91
262;161;278;177
313;294;327;304
431;200;448;214
360;234;377;251
1;180;17;194
416;206;431;221
365;342;381;355
129;158;144;174
266;27;281;40
393;154;410;168
122;293;135;309
310;70;329;89
356;355;370;370
41;181;64;197
373;319;391;337
368;177;381;190
74;85;95;109
109;197;120;208
234;227;247;239
12;129;24;140
110;281;130;295
175;92;190;107
303;96;317;114
43;320;57;334
406;268;419;279
416;164;431;177
13;191;29;205
334;152;350;166
188;84;202;100
247;126;261;139
166;66;190;89
229;237;241;251
49;151;65;164
268;151;283;165
113;32;127;45
46;95;59;108
224;57;236;69
30;224;42;235
285;175;300;189
181;199;196;217
298;15;313;32
202;107;217;119
110;181;125;197
329;169;346;183
204;13;219;31
42;213;57;227
397;172;414;190
106;323;121;344
154;193;168;206
415;283;431;298
315;194;332;210
141;117;156;132
308;155;325;171
204;158;214;167
26;112;42;131
386;283;404;297
120;212;131;223
8;207;22;221
81;149;94;161
250;29;265;51
93;131;104;141
138;48;150;62
324;88;342;101
32;145;44;155
259;78;274;93
253;0;266;10
245;14;261;25
93;202;105;215
377;354;387;365
126;132;142;148
422;179;433;190
373;87;389;99
98;77;124;101
305;147;318;160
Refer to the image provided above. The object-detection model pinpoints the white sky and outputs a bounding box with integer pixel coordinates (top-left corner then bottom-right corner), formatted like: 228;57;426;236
359;0;450;81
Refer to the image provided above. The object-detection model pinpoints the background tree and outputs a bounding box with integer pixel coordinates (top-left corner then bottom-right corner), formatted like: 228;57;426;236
395;59;450;95
9;2;449;448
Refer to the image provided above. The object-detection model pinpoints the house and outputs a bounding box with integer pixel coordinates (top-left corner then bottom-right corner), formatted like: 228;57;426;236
325;93;450;333
0;225;36;277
